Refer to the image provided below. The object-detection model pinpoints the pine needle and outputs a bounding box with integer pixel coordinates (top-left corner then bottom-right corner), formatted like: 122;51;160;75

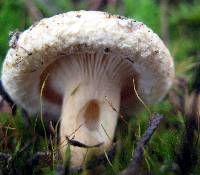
104;149;116;174
133;78;151;115
101;123;112;142
40;74;50;149
105;96;129;126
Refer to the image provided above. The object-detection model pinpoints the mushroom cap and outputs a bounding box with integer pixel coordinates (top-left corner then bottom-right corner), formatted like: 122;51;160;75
1;10;174;117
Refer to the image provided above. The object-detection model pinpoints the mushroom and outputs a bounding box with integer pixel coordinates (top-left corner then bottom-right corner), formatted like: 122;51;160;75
1;11;174;167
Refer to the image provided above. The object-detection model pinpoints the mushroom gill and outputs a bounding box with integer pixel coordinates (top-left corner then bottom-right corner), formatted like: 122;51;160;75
39;49;137;166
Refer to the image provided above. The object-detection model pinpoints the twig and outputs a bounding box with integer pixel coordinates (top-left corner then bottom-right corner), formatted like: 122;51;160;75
66;136;103;148
0;124;16;130
121;113;164;175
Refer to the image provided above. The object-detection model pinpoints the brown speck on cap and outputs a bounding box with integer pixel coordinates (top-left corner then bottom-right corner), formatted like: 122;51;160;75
104;48;110;53
76;14;81;18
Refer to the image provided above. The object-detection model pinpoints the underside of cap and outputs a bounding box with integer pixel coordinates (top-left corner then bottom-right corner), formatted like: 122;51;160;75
1;10;174;117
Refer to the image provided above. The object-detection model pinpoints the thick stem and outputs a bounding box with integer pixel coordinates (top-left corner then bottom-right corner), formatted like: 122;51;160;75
60;79;121;167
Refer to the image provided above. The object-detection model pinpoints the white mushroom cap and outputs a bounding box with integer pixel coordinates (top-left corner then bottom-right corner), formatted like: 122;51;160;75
1;10;174;166
2;11;174;115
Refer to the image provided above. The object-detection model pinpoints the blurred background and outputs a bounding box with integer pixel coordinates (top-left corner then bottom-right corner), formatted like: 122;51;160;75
0;1;200;174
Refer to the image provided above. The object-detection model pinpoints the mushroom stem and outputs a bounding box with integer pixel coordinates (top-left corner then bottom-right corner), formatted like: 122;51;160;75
60;80;121;167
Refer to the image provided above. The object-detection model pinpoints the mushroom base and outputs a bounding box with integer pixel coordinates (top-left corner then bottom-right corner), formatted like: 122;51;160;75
60;80;120;167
